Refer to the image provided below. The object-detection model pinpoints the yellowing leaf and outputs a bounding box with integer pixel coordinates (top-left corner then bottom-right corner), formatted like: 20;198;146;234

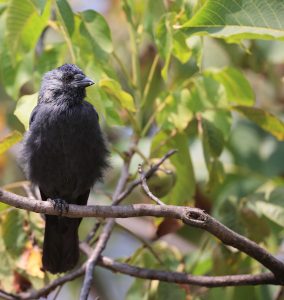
14;93;38;130
0;131;22;155
99;78;136;112
233;105;284;140
18;242;44;279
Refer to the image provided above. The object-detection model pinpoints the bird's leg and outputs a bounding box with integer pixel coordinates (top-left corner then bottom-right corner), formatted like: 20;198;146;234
48;198;69;216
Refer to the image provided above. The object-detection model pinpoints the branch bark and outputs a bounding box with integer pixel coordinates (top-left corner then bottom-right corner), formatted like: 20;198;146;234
1;188;284;280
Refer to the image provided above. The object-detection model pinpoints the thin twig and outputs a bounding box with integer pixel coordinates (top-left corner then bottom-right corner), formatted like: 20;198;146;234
99;256;281;287
115;149;177;204
0;289;18;300
138;164;166;206
115;222;163;264
84;220;101;244
20;265;86;299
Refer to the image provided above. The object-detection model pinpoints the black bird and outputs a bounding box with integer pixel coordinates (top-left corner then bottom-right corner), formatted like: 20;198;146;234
22;64;109;274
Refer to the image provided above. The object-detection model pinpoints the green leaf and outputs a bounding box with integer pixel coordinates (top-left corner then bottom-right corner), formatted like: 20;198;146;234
14;93;38;130
233;105;284;140
156;90;193;132
202;118;224;158
155;13;175;80
151;132;195;204
181;0;284;42
172;30;192;63
255;200;284;227
156;282;186;300
30;0;46;14
126;279;150;300
207;159;225;191
205;67;255;106
202;109;232;139
99;78;136;112
80;10;113;53
188;75;227;112
0;131;22;154
2;210;27;257
6;0;50;54
56;0;74;37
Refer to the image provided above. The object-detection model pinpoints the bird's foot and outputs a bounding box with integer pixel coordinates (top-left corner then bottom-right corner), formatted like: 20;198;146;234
48;198;69;216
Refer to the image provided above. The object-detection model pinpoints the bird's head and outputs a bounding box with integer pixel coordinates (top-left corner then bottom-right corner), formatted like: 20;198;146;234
39;64;94;104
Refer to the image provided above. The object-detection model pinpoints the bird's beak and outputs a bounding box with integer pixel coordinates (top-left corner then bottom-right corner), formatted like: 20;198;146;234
73;76;95;88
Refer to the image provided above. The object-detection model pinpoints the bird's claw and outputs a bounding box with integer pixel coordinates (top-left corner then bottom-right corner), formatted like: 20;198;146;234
48;198;69;216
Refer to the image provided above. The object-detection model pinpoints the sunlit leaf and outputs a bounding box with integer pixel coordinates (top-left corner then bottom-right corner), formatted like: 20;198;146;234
14;93;38;130
233;105;284;140
80;10;113;53
172;31;192;63
6;0;50;53
255;201;284;227
56;0;74;37
202;109;232;139
155;13;175;80
181;0;284;42
99;78;136;112
156;90;193;132
0;131;22;155
205;67;255;106
17;242;44;279
30;0;46;14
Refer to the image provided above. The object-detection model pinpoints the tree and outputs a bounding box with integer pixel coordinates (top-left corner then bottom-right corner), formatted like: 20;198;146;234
1;0;284;299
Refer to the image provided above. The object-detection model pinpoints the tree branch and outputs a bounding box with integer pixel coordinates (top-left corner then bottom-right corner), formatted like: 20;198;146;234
6;254;280;300
1;188;284;280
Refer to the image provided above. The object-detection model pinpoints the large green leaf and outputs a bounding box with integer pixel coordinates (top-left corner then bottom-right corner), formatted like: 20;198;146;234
30;0;46;14
181;0;284;42
56;0;74;37
80;10;113;54
255;201;284;227
14;93;38;130
205;67;255;106
233;105;284;140
6;0;50;54
0;131;22;154
99;78;136;112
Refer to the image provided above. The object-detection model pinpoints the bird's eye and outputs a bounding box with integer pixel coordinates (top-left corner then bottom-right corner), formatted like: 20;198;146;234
63;74;74;81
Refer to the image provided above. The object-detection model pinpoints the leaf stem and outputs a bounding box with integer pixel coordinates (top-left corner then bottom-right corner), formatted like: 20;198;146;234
112;51;135;89
141;54;159;108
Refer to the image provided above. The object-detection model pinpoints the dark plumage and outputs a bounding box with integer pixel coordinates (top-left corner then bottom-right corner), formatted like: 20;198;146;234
22;64;109;273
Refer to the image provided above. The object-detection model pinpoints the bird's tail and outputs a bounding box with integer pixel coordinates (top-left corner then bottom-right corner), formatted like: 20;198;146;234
42;215;81;274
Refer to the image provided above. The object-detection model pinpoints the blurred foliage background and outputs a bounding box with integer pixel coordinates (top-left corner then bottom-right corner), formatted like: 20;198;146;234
1;0;284;299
